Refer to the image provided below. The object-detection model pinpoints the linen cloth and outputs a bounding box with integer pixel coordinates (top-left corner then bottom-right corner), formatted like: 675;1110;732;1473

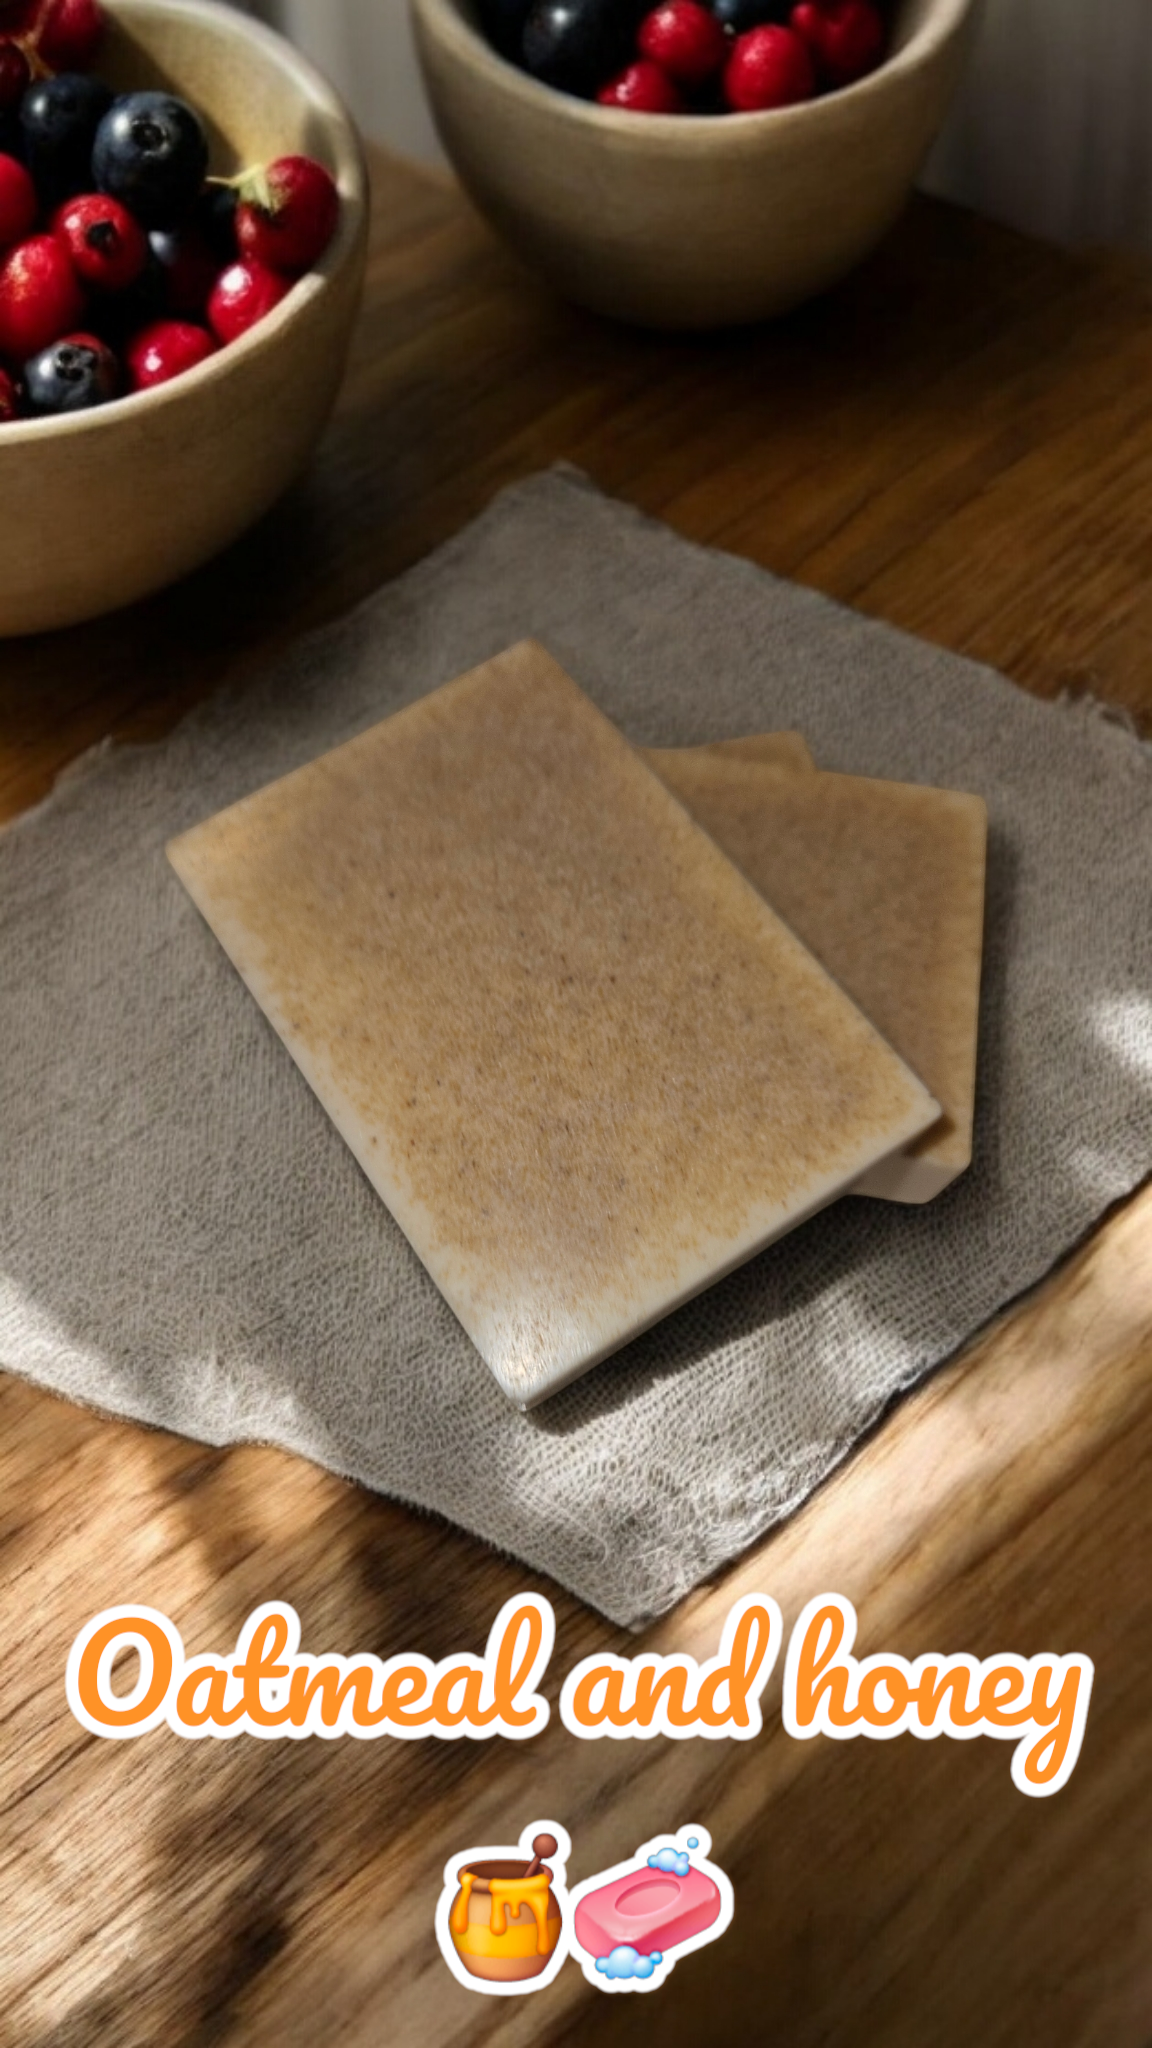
3;469;1150;1626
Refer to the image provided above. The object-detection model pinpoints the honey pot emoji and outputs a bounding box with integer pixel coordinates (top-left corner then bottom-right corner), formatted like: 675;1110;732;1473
448;1831;564;1984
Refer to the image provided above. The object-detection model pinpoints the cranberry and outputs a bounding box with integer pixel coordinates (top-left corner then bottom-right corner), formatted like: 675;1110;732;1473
637;2;727;87
207;257;289;344
0;233;84;360
53;192;148;290
234;156;341;278
791;0;884;85
0;152;36;250
35;0;105;72
723;23;814;109
0;3;42;36
126;315;215;389
597;59;684;111
0;39;30;115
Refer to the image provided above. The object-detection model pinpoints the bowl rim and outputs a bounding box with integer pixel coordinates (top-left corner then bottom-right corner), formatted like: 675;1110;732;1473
0;0;368;449
413;0;976;140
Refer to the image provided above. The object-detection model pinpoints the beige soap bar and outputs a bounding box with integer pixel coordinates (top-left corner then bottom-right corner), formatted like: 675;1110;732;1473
168;643;939;1406
693;731;815;773
647;746;987;1203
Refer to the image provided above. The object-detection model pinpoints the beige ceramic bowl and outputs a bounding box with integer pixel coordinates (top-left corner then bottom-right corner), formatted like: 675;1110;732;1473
413;0;974;329
0;0;368;636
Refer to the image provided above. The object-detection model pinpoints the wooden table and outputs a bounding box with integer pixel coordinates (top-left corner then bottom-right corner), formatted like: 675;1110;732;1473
2;151;1150;2048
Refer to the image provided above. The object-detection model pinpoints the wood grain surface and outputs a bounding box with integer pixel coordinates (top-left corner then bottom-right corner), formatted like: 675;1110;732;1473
1;150;1149;2048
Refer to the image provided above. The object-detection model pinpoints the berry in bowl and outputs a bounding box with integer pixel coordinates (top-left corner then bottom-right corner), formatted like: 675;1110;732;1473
412;0;975;328
0;0;367;635
504;0;887;112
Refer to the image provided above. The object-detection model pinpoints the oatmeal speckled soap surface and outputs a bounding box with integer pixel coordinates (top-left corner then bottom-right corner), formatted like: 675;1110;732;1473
650;747;987;1203
167;641;939;1405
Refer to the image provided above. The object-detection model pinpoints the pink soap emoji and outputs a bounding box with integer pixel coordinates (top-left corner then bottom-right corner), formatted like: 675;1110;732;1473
574;1844;722;1963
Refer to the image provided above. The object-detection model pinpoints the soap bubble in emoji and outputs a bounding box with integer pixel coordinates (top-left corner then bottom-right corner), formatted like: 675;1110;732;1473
569;1824;733;1993
435;1821;572;1997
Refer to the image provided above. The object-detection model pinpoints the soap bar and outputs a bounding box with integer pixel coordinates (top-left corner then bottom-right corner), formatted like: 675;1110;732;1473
646;747;987;1203
574;1862;722;1961
168;642;939;1405
691;731;814;773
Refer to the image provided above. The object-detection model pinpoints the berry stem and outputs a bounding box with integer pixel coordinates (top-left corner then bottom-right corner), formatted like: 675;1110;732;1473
8;32;50;80
208;165;273;213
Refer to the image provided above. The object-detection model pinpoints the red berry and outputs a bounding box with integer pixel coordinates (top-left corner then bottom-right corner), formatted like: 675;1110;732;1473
234;156;340;278
207;258;290;345
597;59;684;112
0;153;36;250
791;0;884;85
724;24;814;109
53;193;148;291
35;0;105;71
637;1;727;86
0;362;17;419
0;39;30;114
126;316;215;390
0;4;42;37
0;234;84;361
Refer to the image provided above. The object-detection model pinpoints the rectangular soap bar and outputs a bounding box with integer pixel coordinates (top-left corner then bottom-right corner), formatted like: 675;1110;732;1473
168;643;939;1405
647;746;987;1203
691;731;815;773
574;1862;722;1961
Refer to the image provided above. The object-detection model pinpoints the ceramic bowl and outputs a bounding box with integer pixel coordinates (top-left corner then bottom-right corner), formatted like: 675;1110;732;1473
412;0;974;330
0;0;368;636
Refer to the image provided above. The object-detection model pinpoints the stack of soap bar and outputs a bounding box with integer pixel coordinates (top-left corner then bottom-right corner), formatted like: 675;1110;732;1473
646;745;988;1203
168;642;939;1406
692;731;815;773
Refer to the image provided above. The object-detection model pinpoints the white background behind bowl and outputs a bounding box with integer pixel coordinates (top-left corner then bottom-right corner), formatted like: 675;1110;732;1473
253;0;1152;257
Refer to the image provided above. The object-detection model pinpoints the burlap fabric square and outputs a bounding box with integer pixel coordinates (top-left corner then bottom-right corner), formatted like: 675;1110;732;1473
2;470;1149;1624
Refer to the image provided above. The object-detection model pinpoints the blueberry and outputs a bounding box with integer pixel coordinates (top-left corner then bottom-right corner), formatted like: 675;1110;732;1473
192;181;237;265
19;73;112;206
92;91;208;230
24;334;119;415
522;0;642;97
711;0;792;29
477;0;534;59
